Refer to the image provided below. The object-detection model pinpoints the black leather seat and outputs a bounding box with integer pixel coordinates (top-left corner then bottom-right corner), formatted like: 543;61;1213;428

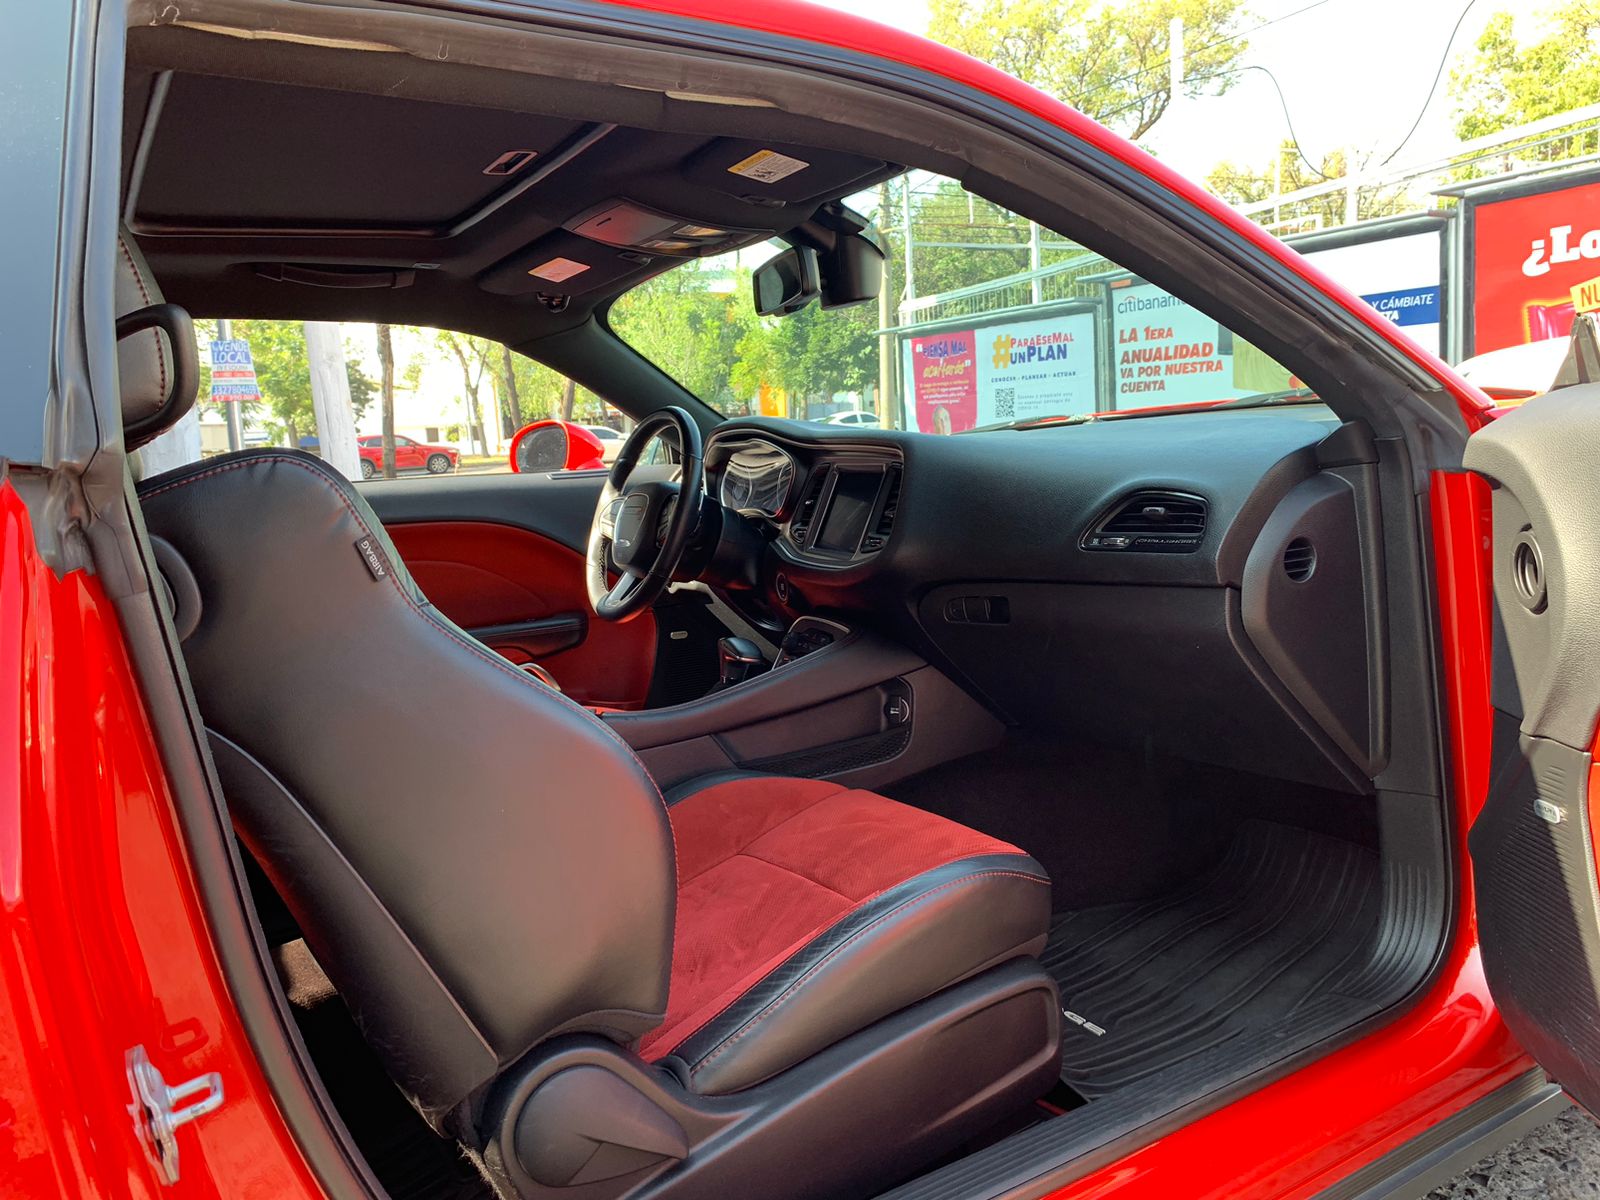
116;229;1062;1200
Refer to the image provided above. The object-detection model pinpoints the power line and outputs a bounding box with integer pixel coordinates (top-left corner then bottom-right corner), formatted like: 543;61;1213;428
1076;0;1334;112
1098;62;1332;180
1377;0;1478;166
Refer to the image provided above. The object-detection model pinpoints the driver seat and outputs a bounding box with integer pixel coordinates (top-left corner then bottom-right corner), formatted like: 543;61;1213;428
119;233;1061;1199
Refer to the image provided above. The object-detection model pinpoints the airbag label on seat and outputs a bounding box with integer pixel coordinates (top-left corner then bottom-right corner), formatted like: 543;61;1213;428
354;535;390;581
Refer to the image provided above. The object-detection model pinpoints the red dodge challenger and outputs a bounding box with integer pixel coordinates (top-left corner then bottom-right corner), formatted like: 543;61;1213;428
4;2;1598;1199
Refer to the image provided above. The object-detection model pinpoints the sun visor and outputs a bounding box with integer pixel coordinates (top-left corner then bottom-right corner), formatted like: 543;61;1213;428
478;231;665;297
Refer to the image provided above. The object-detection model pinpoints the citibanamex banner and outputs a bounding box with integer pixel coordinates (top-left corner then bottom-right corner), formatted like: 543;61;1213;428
1112;283;1235;405
1471;176;1600;354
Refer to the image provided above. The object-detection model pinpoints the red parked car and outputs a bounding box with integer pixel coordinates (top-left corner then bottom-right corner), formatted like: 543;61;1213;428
6;3;1600;1200
355;434;460;479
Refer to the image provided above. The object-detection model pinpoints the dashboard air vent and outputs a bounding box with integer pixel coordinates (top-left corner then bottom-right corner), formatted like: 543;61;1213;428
861;466;902;552
789;471;828;545
1083;491;1207;553
1283;537;1317;582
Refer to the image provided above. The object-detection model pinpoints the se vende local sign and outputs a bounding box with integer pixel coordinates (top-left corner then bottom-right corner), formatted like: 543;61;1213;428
209;338;261;403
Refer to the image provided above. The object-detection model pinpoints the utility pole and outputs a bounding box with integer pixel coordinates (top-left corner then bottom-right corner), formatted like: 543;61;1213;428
1029;221;1043;306
901;174;916;303
303;321;361;480
217;317;244;452
878;180;897;430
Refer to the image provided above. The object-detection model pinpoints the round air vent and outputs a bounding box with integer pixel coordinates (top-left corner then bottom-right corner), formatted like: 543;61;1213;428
1511;531;1548;613
1283;537;1317;582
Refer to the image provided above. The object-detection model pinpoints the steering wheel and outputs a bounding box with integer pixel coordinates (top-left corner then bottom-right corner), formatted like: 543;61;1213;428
586;406;705;622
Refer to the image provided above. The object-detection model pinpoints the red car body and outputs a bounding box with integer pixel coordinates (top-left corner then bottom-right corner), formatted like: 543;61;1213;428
355;435;460;477
1;1;1590;1198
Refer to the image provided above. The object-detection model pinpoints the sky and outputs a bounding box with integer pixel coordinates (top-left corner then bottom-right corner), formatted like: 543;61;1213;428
806;0;1506;187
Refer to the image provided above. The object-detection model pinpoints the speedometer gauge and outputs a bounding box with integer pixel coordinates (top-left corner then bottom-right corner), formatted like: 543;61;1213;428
719;441;796;517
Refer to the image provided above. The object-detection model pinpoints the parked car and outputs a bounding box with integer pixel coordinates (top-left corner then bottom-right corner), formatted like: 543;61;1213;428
585;423;626;462
8;3;1600;1200
355;434;460;479
820;408;881;428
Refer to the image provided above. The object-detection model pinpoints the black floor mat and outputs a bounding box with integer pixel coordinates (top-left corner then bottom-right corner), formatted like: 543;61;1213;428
293;1001;492;1200
1043;820;1382;1099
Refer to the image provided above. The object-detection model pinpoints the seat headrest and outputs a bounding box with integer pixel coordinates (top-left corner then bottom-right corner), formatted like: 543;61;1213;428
117;226;198;449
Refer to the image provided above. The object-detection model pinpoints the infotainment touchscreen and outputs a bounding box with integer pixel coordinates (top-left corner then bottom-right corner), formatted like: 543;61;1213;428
815;469;880;552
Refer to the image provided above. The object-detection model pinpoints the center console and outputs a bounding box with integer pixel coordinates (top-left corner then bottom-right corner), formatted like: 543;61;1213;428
601;619;1001;793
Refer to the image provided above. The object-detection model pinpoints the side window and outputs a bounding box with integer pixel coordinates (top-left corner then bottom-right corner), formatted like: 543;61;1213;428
140;320;632;479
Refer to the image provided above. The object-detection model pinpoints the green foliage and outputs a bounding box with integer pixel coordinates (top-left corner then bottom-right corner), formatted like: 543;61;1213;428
608;259;758;411
730;303;879;413
497;349;612;426
927;0;1251;139
1451;4;1600;146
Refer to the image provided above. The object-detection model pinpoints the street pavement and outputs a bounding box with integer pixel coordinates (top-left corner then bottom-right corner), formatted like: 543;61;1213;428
1431;1106;1600;1199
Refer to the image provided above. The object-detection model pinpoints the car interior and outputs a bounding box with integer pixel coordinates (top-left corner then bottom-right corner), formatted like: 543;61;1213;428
99;5;1469;1200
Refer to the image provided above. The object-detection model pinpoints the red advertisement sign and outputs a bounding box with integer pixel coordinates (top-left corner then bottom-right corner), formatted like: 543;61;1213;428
909;329;977;434
1472;177;1600;354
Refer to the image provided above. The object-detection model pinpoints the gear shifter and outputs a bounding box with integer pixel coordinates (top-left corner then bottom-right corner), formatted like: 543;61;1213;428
716;636;767;689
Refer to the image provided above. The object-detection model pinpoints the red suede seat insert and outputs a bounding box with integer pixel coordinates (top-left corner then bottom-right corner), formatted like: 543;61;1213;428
639;776;1024;1060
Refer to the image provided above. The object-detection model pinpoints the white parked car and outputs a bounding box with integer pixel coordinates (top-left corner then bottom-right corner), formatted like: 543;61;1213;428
584;424;626;462
821;409;880;428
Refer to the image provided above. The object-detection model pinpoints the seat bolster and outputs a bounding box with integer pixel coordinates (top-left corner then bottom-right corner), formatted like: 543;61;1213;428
665;852;1051;1094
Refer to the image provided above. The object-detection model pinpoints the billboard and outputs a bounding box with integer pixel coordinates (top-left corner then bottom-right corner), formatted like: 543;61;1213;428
1111;282;1247;406
1297;225;1444;357
1467;173;1600;354
903;307;1097;433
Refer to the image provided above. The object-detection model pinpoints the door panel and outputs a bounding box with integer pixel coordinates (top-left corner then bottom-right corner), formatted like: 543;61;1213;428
363;473;656;708
1464;382;1600;1115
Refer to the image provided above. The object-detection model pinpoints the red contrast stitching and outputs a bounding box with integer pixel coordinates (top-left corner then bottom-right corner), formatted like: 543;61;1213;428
118;236;167;403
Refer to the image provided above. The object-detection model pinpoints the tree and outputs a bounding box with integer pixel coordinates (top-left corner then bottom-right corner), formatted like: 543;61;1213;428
1449;3;1600;166
608;258;757;411
376;323;397;478
437;330;494;455
1205;142;1412;228
496;343;524;434
927;0;1251;140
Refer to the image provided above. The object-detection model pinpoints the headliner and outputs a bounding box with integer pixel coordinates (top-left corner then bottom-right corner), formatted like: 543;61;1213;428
123;24;904;352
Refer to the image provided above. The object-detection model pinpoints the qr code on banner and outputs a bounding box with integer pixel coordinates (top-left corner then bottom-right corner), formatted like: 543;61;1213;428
993;387;1015;419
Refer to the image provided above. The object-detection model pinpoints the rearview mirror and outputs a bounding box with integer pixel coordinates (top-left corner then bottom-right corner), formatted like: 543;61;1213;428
753;247;820;316
817;231;885;310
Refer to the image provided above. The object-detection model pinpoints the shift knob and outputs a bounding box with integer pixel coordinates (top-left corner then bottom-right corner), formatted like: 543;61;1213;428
716;636;766;688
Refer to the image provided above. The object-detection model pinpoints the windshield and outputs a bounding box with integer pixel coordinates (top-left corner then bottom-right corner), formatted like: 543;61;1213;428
610;171;1308;432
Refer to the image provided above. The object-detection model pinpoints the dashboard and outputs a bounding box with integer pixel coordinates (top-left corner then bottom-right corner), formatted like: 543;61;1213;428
702;407;1396;798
